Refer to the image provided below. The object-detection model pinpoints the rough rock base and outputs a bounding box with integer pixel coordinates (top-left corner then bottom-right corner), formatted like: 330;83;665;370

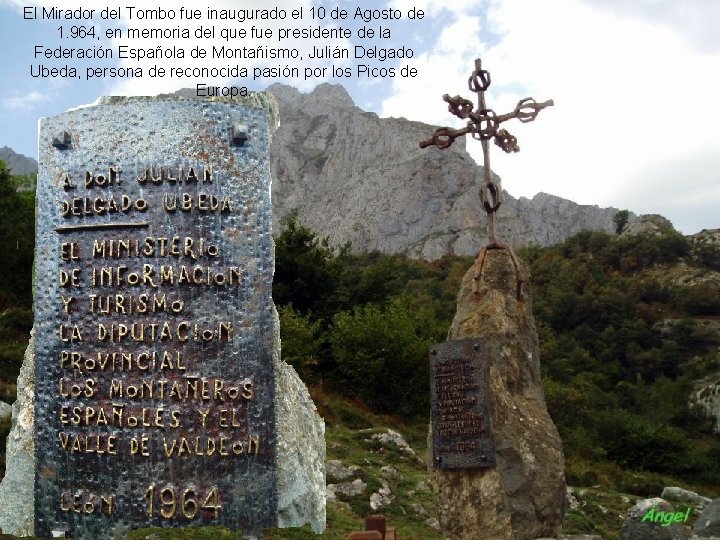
429;250;566;540
0;332;35;536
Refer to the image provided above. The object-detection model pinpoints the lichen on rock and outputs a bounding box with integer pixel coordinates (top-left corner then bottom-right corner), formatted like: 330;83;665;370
429;250;566;540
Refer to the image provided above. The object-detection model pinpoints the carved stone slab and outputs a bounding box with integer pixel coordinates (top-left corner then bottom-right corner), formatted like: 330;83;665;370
430;339;495;469
34;96;277;539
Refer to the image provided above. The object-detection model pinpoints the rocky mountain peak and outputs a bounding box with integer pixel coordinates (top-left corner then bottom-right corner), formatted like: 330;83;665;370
267;83;626;258
4;83;645;259
621;214;676;237
0;147;37;176
690;229;720;269
268;83;356;115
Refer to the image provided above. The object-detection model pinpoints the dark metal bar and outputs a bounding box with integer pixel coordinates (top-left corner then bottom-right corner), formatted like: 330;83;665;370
54;221;150;233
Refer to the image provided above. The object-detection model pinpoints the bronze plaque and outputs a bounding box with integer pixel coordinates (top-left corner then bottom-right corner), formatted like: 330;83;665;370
430;339;495;469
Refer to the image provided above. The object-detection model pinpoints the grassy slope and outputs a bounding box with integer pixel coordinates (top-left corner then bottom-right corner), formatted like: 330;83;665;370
3;380;719;539
2;226;720;538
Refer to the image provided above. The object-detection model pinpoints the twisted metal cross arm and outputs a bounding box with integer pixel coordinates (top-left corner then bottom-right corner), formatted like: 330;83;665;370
419;96;554;152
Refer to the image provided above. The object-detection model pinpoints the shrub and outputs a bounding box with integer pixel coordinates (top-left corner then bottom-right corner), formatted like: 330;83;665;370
594;409;690;472
278;304;324;380
330;298;442;418
614;210;630;235
273;211;349;319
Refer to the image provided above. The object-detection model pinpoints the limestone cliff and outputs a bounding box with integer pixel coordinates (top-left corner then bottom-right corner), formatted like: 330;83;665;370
268;83;621;258
0;146;37;176
7;84;625;258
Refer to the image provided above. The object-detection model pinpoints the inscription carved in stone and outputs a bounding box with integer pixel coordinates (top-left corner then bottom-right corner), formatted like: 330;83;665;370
34;97;278;539
430;339;495;469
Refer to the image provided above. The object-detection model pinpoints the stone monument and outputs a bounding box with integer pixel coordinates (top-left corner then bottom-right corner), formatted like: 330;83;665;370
0;93;325;538
421;59;566;539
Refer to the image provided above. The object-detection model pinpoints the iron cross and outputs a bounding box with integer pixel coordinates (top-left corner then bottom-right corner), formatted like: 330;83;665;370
420;58;553;299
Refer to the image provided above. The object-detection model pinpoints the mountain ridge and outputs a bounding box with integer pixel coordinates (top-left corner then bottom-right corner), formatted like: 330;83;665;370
268;82;625;258
0;147;37;176
6;84;633;258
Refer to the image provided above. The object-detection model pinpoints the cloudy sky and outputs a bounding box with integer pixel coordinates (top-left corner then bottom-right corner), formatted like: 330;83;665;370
1;0;718;234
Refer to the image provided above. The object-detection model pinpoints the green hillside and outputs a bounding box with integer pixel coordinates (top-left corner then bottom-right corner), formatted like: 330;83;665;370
1;158;719;538
270;215;720;491
0;162;35;483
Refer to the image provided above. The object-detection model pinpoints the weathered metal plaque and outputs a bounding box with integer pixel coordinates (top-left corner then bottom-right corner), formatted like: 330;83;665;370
430;339;495;469
34;96;277;538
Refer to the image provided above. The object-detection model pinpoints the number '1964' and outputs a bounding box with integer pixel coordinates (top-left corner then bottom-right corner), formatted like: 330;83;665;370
144;484;221;519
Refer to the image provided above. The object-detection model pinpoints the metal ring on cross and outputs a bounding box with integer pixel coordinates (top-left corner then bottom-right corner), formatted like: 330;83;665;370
443;94;474;119
515;97;540;123
469;109;498;141
430;127;456;150
480;181;502;213
494;129;519;153
468;68;491;93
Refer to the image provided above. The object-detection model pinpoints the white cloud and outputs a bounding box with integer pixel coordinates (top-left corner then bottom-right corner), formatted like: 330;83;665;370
380;0;720;233
4;0;718;233
576;0;720;52
3;90;47;110
4;0;353;95
389;0;482;18
380;15;487;125
618;145;720;234
103;0;349;94
106;0;354;95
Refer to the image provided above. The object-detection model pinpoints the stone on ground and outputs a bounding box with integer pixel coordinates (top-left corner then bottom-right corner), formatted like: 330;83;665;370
619;498;690;540
694;498;720;538
0;333;34;537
